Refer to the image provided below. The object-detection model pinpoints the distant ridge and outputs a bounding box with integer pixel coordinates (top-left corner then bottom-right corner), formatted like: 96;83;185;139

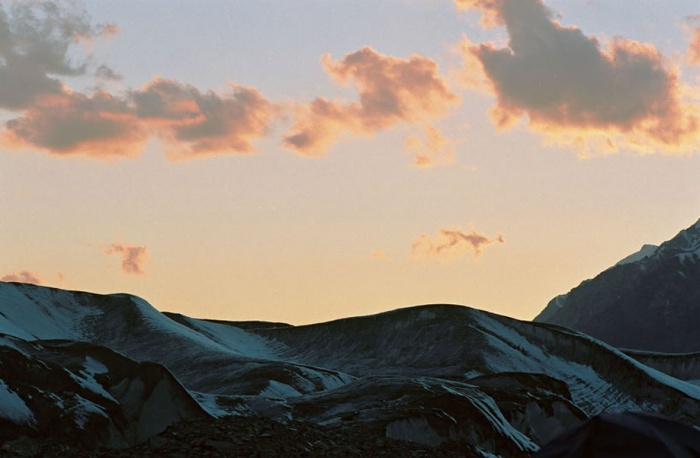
2;280;700;453
535;218;700;353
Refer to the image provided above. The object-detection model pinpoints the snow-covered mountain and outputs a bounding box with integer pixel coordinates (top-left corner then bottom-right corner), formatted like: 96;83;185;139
535;218;700;352
2;280;700;455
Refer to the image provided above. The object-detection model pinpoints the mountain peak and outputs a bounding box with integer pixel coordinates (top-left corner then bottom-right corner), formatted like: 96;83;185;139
535;217;700;352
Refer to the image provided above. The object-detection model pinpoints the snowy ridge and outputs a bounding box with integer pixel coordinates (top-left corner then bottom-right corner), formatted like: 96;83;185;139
2;281;700;454
162;313;282;359
615;244;658;266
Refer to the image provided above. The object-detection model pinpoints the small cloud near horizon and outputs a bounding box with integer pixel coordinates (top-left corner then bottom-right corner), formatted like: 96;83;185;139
1;270;43;285
412;226;504;259
101;243;149;275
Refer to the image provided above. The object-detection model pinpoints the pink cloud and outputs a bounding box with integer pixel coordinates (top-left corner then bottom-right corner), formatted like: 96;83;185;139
412;226;504;259
101;243;149;275
1;270;43;285
284;47;460;156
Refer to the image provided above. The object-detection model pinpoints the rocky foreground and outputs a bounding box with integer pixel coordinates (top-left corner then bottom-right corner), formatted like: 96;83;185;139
2;416;478;457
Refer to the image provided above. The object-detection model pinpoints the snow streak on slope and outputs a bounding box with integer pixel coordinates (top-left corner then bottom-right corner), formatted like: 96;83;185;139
256;304;700;421
0;283;280;361
0;380;34;424
163;314;281;359
615;244;659;266
0;282;355;399
0;283;101;340
471;313;700;415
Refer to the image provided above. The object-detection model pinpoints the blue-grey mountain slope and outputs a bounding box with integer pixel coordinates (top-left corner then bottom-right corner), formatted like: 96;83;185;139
535;218;700;352
1;280;700;455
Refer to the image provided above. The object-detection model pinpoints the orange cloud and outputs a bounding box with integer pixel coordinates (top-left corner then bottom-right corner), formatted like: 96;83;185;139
458;0;699;155
132;79;274;160
284;47;460;156
101;243;149;275
1;270;43;285
412;226;504;259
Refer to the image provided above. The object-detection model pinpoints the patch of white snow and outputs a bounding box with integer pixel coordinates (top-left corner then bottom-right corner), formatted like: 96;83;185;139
0;380;35;425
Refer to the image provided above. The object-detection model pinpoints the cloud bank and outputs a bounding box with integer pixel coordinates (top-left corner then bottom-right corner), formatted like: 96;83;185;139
0;1;275;160
457;0;699;155
412;226;504;259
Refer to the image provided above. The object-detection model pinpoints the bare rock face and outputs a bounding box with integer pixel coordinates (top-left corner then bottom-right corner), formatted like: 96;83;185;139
535;219;700;353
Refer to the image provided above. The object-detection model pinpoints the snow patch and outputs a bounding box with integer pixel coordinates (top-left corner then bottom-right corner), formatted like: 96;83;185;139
260;380;302;398
0;380;35;424
173;316;280;359
69;394;109;429
616;244;658;266
0;283;100;340
70;362;117;403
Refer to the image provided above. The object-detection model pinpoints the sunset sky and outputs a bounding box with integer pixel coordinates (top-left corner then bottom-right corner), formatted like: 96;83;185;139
1;0;699;325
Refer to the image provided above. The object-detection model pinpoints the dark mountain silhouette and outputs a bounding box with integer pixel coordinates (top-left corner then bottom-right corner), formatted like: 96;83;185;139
535;218;700;352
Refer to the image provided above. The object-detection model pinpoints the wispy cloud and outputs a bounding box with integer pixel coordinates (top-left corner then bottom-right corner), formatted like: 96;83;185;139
101;243;149;275
1;270;43;284
685;16;700;66
284;47;460;157
456;0;699;155
371;250;391;260
405;125;456;167
412;226;504;259
0;1;115;110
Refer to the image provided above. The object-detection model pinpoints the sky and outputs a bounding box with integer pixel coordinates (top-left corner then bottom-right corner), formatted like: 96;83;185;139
1;0;699;325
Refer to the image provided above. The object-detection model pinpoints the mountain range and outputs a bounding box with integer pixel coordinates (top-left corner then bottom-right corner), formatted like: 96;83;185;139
1;218;699;456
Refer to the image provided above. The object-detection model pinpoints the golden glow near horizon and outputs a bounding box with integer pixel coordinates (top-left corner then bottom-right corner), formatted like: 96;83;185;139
1;0;699;325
